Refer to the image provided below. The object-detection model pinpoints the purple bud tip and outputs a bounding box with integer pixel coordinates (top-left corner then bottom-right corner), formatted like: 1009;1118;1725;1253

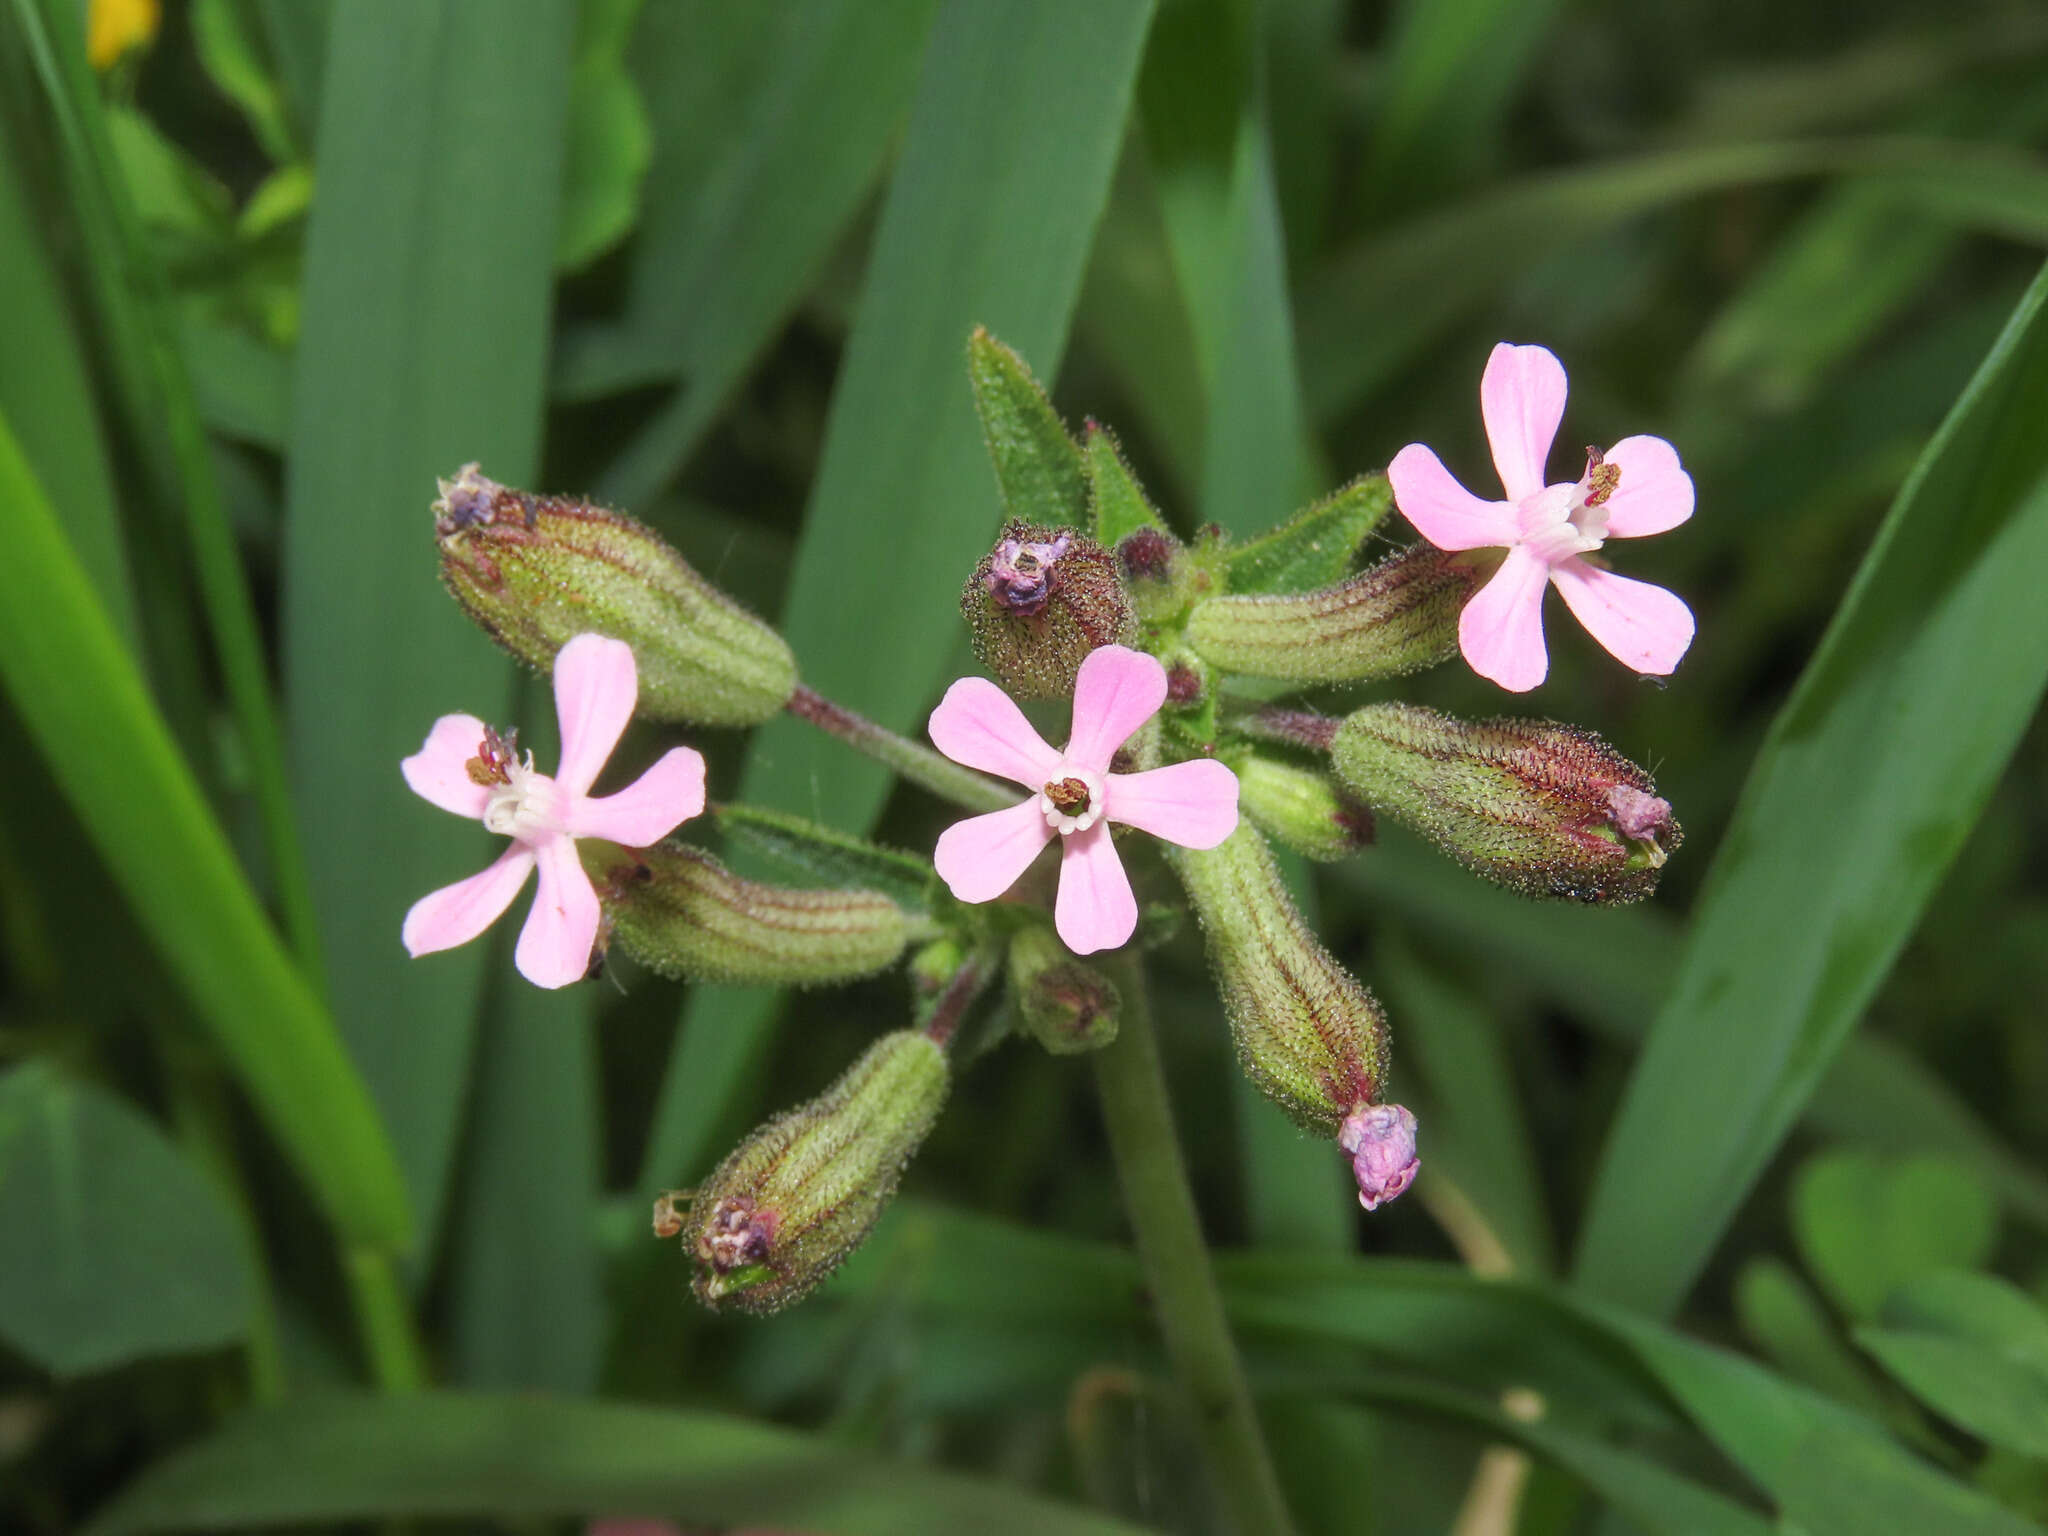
1165;665;1202;705
433;462;510;534
1606;784;1672;841
985;535;1071;615
1338;1103;1419;1212
1118;527;1174;581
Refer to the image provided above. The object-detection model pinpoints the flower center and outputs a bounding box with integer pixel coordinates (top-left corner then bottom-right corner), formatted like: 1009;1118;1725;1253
1037;765;1105;835
474;732;568;843
986;534;1071;615
1519;447;1621;565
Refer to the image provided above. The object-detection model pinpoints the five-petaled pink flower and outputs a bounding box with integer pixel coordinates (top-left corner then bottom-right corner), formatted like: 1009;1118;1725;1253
402;633;705;988
1389;342;1695;693
929;645;1239;955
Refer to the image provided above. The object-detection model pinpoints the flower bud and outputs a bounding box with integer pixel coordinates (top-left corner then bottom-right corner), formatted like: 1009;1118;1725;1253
1235;754;1374;862
435;464;796;726
961;518;1135;698
677;1030;949;1313
1168;825;1389;1135
1007;925;1120;1054
586;841;910;985
1184;544;1475;684
1330;703;1680;903
1339;1103;1419;1211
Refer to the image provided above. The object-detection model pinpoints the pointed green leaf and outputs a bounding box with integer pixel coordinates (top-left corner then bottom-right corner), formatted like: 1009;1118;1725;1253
1774;1423;2043;1536
1223;474;1392;595
1858;1270;2048;1457
968;327;1087;528
1084;420;1171;546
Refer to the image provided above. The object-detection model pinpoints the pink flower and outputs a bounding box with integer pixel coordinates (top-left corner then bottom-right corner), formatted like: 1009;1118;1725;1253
929;645;1239;955
1339;1103;1419;1211
1389;342;1695;692
401;634;706;988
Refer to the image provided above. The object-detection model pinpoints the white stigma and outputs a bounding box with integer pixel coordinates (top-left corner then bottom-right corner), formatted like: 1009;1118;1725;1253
481;754;569;843
1037;765;1106;836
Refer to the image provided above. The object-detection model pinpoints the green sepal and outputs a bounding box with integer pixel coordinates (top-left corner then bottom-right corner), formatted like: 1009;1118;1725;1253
1006;924;1121;1055
1223;474;1392;594
968;327;1087;528
714;802;939;916
1234;752;1375;862
1084;419;1172;546
589;841;910;986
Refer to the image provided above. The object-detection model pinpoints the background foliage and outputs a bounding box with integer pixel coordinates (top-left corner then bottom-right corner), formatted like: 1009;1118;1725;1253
2;0;2047;1532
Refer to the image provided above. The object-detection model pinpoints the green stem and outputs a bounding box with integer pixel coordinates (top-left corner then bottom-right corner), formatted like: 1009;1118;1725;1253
1092;954;1299;1536
343;1247;428;1393
786;684;1013;813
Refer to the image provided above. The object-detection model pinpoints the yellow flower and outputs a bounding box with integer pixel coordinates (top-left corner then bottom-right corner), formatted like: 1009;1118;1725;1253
87;0;160;72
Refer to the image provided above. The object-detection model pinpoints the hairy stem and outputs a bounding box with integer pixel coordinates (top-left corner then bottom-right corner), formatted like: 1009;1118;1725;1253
1092;954;1299;1536
786;684;1013;813
1234;705;1340;753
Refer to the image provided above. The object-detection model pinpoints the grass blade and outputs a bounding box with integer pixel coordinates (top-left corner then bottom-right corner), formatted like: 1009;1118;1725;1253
86;1392;1153;1536
1574;259;2048;1316
739;0;1156;835
283;0;575;1266
0;415;409;1249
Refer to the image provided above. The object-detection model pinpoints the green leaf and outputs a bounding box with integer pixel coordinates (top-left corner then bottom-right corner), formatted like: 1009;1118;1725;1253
1575;258;2048;1317
0;110;137;651
1793;1152;1998;1324
1084;420;1171;547
713;802;938;915
561;0;940;508
1222;474;1391;595
84;1392;1152;1535
967;326;1088;528
1774;1423;2044;1536
1734;1257;1899;1424
282;0;575;1265
555;0;650;271
0;1062;248;1376
0;417;410;1250
1857;1270;2048;1457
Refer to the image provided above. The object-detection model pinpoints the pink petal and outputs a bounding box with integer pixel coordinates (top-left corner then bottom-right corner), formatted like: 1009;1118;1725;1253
1480;342;1567;502
1054;823;1138;955
928;677;1060;789
1459;544;1551;693
514;835;602;988
402;844;535;957
567;746;705;847
1388;444;1519;552
1106;759;1240;849
402;713;494;819
1599;434;1694;539
553;634;640;796
1549;558;1695;677
932;798;1055;903
1064;645;1167;772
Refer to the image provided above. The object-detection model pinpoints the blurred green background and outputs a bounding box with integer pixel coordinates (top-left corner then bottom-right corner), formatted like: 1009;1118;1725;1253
3;0;2048;1532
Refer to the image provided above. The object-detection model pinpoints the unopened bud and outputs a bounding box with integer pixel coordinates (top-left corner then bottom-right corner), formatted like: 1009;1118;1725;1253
677;1030;949;1313
1331;704;1680;902
435;464;796;726
1236;754;1374;862
1169;825;1389;1134
1184;544;1475;684
587;841;909;985
1339;1103;1419;1211
962;518;1134;698
1008;925;1120;1054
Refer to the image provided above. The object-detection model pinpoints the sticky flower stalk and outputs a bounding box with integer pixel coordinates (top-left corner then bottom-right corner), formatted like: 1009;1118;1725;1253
1092;952;1300;1536
784;683;1013;813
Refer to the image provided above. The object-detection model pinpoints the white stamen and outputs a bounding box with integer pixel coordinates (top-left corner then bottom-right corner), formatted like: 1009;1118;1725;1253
1037;765;1106;835
481;753;569;843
